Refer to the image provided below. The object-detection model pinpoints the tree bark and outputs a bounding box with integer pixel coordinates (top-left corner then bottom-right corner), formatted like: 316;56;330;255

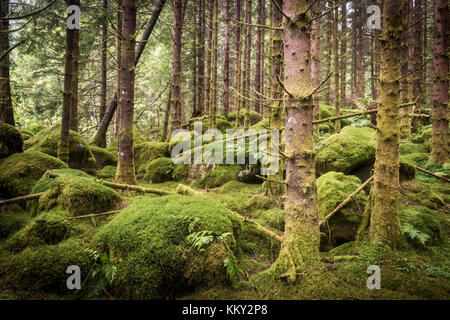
193;0;205;118
311;0;320;125
243;0;252;130
340;4;347;111
400;0;411;139
233;0;242;129
114;8;122;140
429;0;449;163
0;0;14;126
369;0;405;247
208;0;218;129
324;1;332;105
357;0;365;99
58;0;76;164
92;0;166;147
272;0;320;282
70;21;79;132
254;0;263;114
100;0;108;124
333;2;340;132
115;0;137;185
223;0;231;116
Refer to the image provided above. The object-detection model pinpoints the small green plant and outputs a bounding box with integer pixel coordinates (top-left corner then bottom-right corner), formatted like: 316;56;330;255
424;266;450;279
401;223;430;246
82;249;117;298
223;254;244;289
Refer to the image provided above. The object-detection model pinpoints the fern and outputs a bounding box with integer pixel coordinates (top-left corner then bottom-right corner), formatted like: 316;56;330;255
224;255;244;289
401;223;430;246
82;249;117;298
186;231;215;252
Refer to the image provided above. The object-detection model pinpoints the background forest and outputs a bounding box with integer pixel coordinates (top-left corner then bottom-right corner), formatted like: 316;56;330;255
0;0;449;300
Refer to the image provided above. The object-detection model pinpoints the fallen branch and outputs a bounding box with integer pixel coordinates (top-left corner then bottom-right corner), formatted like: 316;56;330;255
67;211;120;220
416;166;450;183
45;172;174;195
319;176;374;227
0;193;43;206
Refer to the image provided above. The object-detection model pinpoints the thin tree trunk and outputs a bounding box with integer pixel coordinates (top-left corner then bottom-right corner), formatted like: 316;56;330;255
114;8;122;139
369;0;404;247
193;0;205;118
223;0;231;116
413;0;423;105
357;0;365;99
311;0;321;125
115;0;137;185
340;4;347;110
333;2;340;132
208;0;218;129
92;0;166;147
272;0;320;282
325;1;332;105
429;0;449;163
254;0;263;114
58;0;76;164
70;22;79;132
0;0;14;126
233;0;242;129
100;0;108;124
243;0;252;130
400;0;411;139
161;87;171;142
204;1;213;122
192;0;198;118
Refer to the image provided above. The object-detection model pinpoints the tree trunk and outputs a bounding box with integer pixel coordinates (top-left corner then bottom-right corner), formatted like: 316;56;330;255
311;0;320;125
193;0;205;118
192;0;198;118
58;0;76;164
413;0;423;105
429;0;449;163
233;0;242;129
254;0;263;114
324;1;332;105
115;0;137;185
223;0;231;116
243;0;252;130
204;1;213;123
369;0;404;247
208;0;218;129
340;4;347;110
400;0;411;139
70;21;79;132
271;0;320;282
357;0;365;99
0;0;14;126
333;2;340;132
114;8;122;140
100;0;108;124
92;0;166;147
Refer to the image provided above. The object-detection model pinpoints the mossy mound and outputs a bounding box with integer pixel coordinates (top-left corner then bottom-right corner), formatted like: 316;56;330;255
30;170;120;216
219;181;254;194
0;205;31;239
244;195;277;217
20;129;34;141
399;204;441;246
90;146;117;169
0;123;23;159
316;126;376;175
0;239;91;295
96;165;117;179
256;208;285;232
317;171;368;251
400;142;427;156
144;157;174;183
193;165;242;189
0;151;68;198
24;125;96;172
24;124;46;135
399;161;416;181
226;110;262;126
173;163;190;181
94;195;242;299
134;142;169;178
250;118;269;130
318;104;351;128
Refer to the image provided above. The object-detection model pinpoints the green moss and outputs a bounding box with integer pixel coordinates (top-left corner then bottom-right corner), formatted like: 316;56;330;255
244;195;277;217
96;165;117;179
194;165;242;189
173;163;190;181
0;123;23;159
316;171;368;250
250;118;270;130
24;125;96;172
0;206;30;239
400;142;427;156
256;208;285;231
134;142;169;178
90;146;117;169
0;238;92;295
144;157;174;183
24;124;46;135
399;160;416;181
94;195;242;299
316;127;376;175
219;181;255;194
31;171;120;216
399;204;441;246
400;152;429;167
20;129;34;141
0;151;68;198
175;184;199;196
226;110;262;126
401;180;446;210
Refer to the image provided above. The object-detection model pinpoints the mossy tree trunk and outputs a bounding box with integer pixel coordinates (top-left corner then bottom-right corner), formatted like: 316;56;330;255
233;0;242;129
223;0;231;116
208;0;218;130
429;0;449;164
115;0;137;185
271;0;320;282
0;0;14;126
204;0;213;124
357;0;365;100
400;0;411;140
100;0;108;124
369;0;405;247
114;7;122;139
324;1;332;106
311;0;320;126
333;2;340;132
58;0;76;164
339;4;347;113
254;0;263;114
243;0;252;130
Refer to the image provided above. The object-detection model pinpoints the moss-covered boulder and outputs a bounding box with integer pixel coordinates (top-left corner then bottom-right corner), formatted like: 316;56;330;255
317;171;368;251
0;205;30;239
0;151;68;198
144;157;174;183
90;146;117;169
96;165;117;179
0;239;91;295
316;126;376;175
20;129;34;141
94;195;242;299
256;208;285;232
24;125;96;172
173;163;190;181
134;142;169;178
24;124;46;135
193;165;242;189
0;123;23;159
30;170;120;216
226;110;262;126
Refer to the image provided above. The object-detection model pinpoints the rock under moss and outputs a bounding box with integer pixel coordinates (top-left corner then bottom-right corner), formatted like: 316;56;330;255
317;171;368;251
219;180;254;194
244;195;277;217
226;110;262;126
24;125;96;172
0;151;68;198
24;124;46;135
0;205;30;239
193;165;243;189
30;170;120;216
173;163;190;181
0;239;91;295
90;146;117;169
134;142;169;178
144;157;174;183
0;123;23;159
316;126;376;175
94;195;242;299
256;208;285;232
96;165;117;179
20;129;34;141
